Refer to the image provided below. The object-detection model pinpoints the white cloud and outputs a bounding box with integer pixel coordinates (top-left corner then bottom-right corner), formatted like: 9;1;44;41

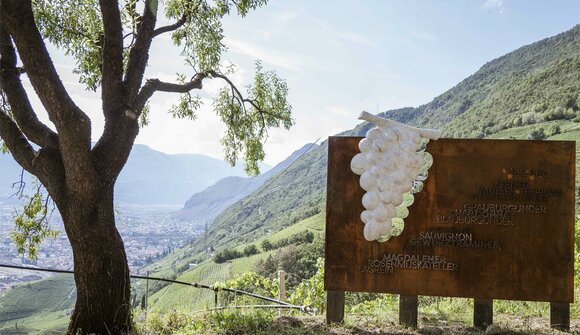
484;0;506;14
268;10;298;23
225;37;305;73
337;32;377;48
409;31;438;43
136;94;227;160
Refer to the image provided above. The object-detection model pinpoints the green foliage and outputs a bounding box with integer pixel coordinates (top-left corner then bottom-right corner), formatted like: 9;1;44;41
139;102;151;127
260;240;273;251
219;271;278;306
549;124;561;136
166;0;266;71
256;235;323;289
11;187;58;260
139;309;274;335
223;271;277;297
215;61;293;175
526;127;546;140
139;309;199;335
214;247;242;263
349;294;397;314
208;310;273;334
31;0;293;176
33;0;104;90
288;258;325;313
544;106;577;121
169;74;202;120
243;244;258;257
0;140;8;153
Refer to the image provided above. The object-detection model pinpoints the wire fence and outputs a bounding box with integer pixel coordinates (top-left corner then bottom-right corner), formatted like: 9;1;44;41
0;263;315;314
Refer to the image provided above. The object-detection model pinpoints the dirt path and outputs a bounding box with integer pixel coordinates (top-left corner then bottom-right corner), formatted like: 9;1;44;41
270;315;580;335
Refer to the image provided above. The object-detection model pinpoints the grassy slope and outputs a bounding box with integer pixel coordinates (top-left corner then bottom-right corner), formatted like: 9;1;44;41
0;274;74;334
148;213;324;312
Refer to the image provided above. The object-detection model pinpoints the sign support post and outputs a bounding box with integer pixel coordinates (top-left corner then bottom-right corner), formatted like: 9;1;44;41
473;299;493;329
326;290;345;324
399;295;418;328
550;302;570;331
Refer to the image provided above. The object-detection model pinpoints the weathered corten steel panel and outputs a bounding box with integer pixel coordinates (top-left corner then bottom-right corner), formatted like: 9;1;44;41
325;137;575;303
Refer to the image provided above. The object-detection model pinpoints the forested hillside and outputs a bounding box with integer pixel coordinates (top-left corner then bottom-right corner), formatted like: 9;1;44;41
207;143;327;248
385;24;580;136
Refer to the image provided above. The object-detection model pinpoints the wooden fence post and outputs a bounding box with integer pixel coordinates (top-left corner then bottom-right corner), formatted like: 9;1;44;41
550;302;570;331
399;295;418;328
278;270;286;316
326;290;345;324
144;270;149;310
473;299;493;329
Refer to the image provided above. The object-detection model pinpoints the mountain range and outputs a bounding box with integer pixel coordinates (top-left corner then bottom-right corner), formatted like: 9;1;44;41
0;144;270;205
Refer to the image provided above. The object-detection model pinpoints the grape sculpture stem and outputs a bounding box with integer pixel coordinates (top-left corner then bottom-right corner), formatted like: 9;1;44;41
351;112;441;241
359;111;441;140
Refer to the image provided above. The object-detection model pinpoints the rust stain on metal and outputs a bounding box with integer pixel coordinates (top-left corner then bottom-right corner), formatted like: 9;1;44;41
325;137;575;303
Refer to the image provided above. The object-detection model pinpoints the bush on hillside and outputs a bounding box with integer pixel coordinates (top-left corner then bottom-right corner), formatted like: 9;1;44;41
527;128;547;140
214;248;242;263
243;244;258;257
521;111;545;125
261;240;273;251
256;235;324;289
544;106;577;121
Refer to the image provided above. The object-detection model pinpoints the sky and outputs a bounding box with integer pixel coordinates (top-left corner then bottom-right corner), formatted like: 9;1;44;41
29;0;580;167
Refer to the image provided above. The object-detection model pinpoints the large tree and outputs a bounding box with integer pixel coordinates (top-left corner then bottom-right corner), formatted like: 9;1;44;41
0;0;292;333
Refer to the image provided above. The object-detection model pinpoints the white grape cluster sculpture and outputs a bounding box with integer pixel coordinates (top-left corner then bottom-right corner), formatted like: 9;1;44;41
351;112;441;241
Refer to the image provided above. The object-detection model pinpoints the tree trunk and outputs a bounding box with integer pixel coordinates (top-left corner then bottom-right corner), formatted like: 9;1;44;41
62;184;132;334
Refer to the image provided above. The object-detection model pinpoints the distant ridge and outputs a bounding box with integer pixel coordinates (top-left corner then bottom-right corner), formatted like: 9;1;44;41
174;143;317;228
0;144;268;205
382;24;580;138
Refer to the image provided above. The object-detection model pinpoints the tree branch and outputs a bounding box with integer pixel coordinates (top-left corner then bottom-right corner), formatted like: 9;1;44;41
0;27;59;149
152;13;187;38
0;107;65;201
135;73;207;112
0;109;37;174
209;70;274;122
209;71;254;109
1;1;93;183
90;0;159;184
99;0;125;113
124;0;158;102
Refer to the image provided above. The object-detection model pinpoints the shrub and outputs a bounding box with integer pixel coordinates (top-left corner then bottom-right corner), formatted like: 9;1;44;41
527;128;546;140
261;240;273;251
214;248;242;263
521;111;544;125
544;106;576;121
243;244;258;257
288;257;325;313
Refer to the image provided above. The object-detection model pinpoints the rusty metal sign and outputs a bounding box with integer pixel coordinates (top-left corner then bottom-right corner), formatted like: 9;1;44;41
325;137;575;303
